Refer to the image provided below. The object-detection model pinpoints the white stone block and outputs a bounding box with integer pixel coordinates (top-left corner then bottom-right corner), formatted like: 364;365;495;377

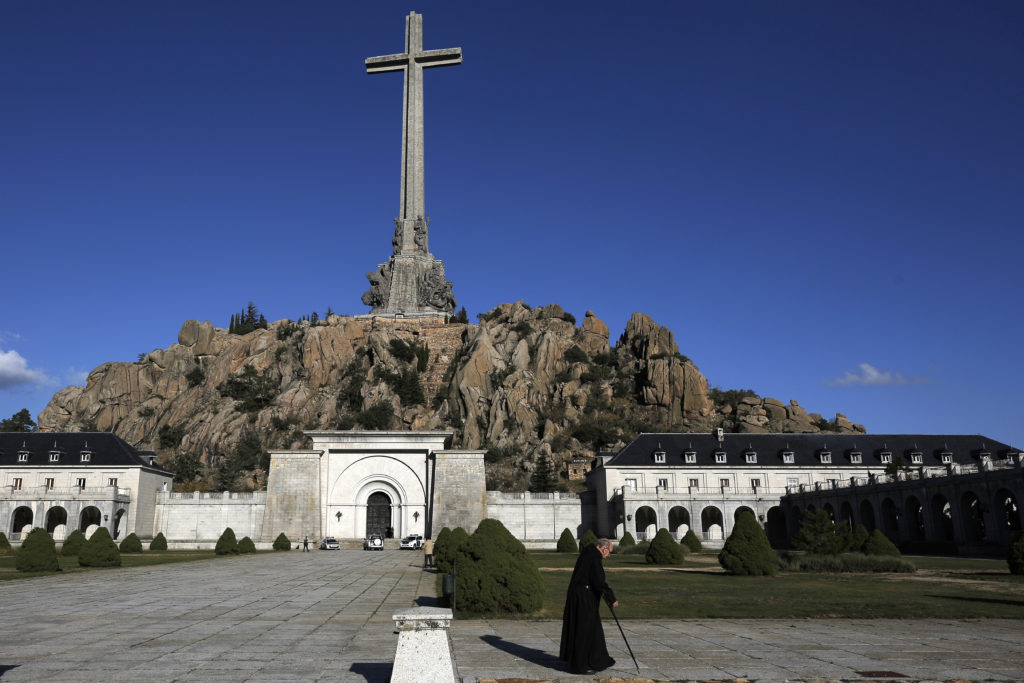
390;607;456;683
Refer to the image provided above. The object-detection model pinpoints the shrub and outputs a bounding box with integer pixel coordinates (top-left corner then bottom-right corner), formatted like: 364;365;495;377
273;533;291;551
778;551;916;573
1008;531;1024;575
450;519;544;615
79;527;121;567
119;533;144;553
215;528;239;555
150;532;168;551
16;528;59;572
681;529;703;552
791;508;847;555
863;529;901;557
718;510;779;576
847;523;870;552
436;527;470;575
61;529;86;556
617;531;636;550
0;532;11;555
238;536;257;554
433;527;453;571
619;541;650;555
556;528;577;553
577;529;598;553
646;528;685;565
563;345;588;364
358;400;394;430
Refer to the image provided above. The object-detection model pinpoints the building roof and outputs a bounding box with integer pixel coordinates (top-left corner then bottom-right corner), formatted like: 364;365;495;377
604;433;1019;469
0;432;170;472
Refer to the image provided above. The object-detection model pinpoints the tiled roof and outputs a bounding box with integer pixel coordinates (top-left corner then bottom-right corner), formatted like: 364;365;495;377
0;432;169;471
605;433;1018;469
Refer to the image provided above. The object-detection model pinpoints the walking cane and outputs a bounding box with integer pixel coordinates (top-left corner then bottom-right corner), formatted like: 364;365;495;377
605;599;640;673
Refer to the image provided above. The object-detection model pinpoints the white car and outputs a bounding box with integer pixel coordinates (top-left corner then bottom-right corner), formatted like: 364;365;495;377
363;533;384;551
399;534;423;550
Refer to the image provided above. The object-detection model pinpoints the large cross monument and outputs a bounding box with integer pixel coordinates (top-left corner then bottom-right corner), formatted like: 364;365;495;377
361;11;460;317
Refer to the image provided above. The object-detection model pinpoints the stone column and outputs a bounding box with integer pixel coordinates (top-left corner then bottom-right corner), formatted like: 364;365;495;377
391;607;457;683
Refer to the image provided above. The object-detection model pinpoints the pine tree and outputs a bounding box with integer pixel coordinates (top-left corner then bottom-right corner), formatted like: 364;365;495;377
215;527;239;555
792;508;846;555
273;532;291;551
681;529;703;552
0;408;36;432
528;454;558;493
556;528;577;552
718;509;778;576
16;528;59;572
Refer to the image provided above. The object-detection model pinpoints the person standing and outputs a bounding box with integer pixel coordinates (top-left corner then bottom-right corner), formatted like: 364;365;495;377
303;536;309;552
559;537;618;675
423;537;435;568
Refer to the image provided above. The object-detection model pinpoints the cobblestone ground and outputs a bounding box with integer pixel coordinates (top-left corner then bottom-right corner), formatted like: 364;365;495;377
0;551;1021;682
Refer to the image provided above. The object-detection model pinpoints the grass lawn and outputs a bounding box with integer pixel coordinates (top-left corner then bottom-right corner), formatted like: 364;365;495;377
0;550;224;581
529;550;1024;619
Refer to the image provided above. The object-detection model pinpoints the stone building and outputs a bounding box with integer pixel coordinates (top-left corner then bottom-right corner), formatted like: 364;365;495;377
0;432;173;542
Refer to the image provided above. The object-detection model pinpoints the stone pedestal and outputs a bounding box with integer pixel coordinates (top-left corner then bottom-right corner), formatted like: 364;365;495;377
390;607;456;683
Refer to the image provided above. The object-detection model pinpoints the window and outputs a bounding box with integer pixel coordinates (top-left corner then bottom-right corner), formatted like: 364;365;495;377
940;451;953;464
17;452;28;463
624;478;637;492
848;451;862;464
658;478;668;489
49;452;60;463
819;451;832;464
653;450;666;464
714;450;727;464
12;478;22;490
108;478;118;487
77;478;86;489
750;478;761;490
880;451;892;464
688;478;699;489
719;478;730;488
684;450;696;464
787;477;798;488
910;451;923;464
745;451;757;464
782;450;794;464
80;452;92;463
44;478;55;490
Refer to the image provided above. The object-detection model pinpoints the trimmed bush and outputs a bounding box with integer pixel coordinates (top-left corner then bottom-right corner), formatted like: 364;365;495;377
556;528;577;553
646;528;686;565
273;532;291;551
61;529;86;556
577;529;598;553
0;532;12;555
617;531;636;550
79;527;121;567
863;529;901;557
238;536;256;554
450;519;544;615
216;527;239;555
718;509;779;576
619;541;650;555
433;527;453;570
1008;531;1024;575
779;551;916;573
681;529;702;552
119;533;143;553
792;508;846;555
436;527;469;575
150;532;168;551
16;528;59;572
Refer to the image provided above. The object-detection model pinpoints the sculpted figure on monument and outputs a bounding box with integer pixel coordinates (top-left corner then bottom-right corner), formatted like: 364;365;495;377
392;219;403;255
413;216;429;255
418;262;456;312
361;262;393;308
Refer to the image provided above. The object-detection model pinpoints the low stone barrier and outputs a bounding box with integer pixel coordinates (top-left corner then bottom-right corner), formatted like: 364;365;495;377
391;606;456;683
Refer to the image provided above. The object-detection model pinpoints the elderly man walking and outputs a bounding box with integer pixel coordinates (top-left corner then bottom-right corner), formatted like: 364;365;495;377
559;537;618;675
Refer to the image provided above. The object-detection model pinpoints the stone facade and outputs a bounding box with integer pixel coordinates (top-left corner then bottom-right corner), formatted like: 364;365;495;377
154;491;266;546
430;450;487;535
485;491;591;545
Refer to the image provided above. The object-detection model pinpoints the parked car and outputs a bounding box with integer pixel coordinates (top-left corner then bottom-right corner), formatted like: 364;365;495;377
399;534;423;550
320;537;339;550
364;533;384;551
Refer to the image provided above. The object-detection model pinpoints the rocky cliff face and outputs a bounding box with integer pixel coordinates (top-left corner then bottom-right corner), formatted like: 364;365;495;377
38;303;864;489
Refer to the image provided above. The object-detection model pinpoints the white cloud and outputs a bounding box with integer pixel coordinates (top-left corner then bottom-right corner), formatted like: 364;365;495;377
828;362;927;387
0;349;52;389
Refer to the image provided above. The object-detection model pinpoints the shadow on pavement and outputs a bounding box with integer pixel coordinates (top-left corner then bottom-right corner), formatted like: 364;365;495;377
348;662;392;683
480;634;567;673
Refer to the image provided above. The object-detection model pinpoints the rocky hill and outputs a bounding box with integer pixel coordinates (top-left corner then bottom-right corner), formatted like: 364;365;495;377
38;302;864;490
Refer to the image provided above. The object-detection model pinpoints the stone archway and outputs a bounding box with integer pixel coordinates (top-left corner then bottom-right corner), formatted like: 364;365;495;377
995;489;1020;535
80;506;101;533
701;506;724;540
113;509;126;540
859;499;876;532
765;506;787;548
961;491;986;542
634;506;657;540
45;506;68;540
366;491;392;537
668;506;690;536
931;494;954;541
905;496;925;541
10;506;33;539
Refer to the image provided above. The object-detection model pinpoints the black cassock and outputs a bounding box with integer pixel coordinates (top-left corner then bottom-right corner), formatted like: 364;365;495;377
559;544;616;674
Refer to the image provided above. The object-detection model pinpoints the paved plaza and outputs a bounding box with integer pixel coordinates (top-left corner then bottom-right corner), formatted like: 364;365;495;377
0;550;1021;682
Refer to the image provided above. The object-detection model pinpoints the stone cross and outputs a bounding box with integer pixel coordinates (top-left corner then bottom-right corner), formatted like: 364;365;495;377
366;11;461;257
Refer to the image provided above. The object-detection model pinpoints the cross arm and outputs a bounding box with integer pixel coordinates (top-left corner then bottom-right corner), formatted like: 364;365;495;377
415;48;462;68
366;53;410;74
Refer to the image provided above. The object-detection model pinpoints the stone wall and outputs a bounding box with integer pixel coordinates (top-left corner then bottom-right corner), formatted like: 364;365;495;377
154;491;266;545
260;451;321;542
485;491;590;544
430;450;486;535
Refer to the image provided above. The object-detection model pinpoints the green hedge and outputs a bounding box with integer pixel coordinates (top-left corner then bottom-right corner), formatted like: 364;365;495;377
556;528;577;553
150;532;168;551
778;551;916;573
436;527;469;575
450;519;544;615
718;509;778;576
238;536;256;554
215;528;239;555
863;529;901;557
0;532;11;555
646;528;685;565
79;527;121;567
680;529;702;552
119;533;143;553
61;529;86;556
617;531;636;550
619;541;650;555
273;532;291;551
577;529;598;553
1008;531;1024;575
16;528;59;572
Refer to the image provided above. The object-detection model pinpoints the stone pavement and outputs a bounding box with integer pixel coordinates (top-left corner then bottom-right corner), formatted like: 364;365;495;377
0;550;1020;682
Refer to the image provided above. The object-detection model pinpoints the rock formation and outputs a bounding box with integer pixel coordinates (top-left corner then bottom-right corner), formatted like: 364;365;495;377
38;303;865;490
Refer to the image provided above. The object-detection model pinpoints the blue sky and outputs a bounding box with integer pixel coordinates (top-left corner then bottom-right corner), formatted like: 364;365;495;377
1;2;1021;448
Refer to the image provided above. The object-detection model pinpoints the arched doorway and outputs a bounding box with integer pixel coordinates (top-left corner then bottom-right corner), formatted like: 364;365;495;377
859;500;876;532
905;496;925;541
634;506;657;539
881;498;900;541
961;491;986;542
668;506;690;536
701;506;724;540
366;491;392;537
823;503;835;521
80;506;101;533
112;509;126;540
45;506;68;539
10;506;33;539
839;502;855;529
765;506;787;548
931;494;953;541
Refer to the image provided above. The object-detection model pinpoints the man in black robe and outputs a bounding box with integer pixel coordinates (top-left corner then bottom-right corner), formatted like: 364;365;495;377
559;537;618;674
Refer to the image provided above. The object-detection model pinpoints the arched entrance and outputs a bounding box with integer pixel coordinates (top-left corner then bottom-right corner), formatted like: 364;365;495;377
859;500;876;531
881;498;900;541
668;506;690;536
634;506;657;539
765;506;787;548
365;491;392;537
112;509;126;540
80;506;101;533
45;506;68;540
701;506;724;540
10;506;33;539
931;494;954;541
995;489;1021;535
961;491;986;542
905;496;925;541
